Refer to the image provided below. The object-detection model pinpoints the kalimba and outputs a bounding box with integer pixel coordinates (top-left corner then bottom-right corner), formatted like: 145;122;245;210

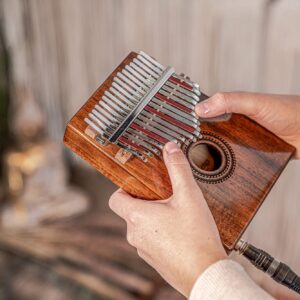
64;51;295;251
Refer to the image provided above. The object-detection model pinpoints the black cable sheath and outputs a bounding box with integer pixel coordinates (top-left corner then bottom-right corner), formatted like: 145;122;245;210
235;240;300;294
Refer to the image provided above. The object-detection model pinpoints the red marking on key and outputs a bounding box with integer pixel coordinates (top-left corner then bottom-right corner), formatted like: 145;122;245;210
130;123;169;144
169;76;193;91
144;106;195;133
119;136;145;152
155;93;192;114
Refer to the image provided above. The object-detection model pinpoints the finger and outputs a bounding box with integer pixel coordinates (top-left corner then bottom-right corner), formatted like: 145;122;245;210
109;189;145;222
163;142;197;194
195;92;266;118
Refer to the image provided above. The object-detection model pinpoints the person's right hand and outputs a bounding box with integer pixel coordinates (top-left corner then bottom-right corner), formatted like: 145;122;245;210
195;92;300;159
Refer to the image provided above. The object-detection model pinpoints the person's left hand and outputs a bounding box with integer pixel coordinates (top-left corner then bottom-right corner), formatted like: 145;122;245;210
109;142;227;297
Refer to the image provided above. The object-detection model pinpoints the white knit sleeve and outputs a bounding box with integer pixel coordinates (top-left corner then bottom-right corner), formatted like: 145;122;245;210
189;259;274;300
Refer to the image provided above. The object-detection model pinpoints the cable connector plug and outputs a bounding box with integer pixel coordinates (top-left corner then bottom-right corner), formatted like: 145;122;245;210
235;240;300;294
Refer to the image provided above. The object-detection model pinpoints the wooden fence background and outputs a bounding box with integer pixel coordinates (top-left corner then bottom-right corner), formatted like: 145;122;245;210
1;0;300;298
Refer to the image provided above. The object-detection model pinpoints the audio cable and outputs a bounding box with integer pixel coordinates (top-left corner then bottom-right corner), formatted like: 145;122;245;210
235;240;300;294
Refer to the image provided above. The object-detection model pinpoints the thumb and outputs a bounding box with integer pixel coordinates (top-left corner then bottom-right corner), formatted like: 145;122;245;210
195;92;265;119
163;142;198;195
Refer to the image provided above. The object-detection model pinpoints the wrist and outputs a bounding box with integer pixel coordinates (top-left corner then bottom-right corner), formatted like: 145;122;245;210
183;248;227;297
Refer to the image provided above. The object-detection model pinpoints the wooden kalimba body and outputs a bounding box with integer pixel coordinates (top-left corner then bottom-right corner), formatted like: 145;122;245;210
64;51;295;251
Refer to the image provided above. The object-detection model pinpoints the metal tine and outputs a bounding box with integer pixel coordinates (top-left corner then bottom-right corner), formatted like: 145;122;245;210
173;73;201;92
165;81;200;100
175;73;200;88
137;115;186;143
108;87;136;110
138;114;185;142
91;109;116;130
141;110;194;140
112;81;140;103
123;132;157;155
126;128;164;150
125;63;155;87
173;79;200;97
84;118;106;137
119;137;152;159
113;77;142;99
148;102;198;128
88;113;114;134
134;119;177;142
158;89;195;109
137;54;162;76
141;111;189;139
133;58;159;80
162;85;199;104
152;97;199;124
129;62;156;85
111;82;139;106
160;88;198;109
99;103;126;124
117;72;147;97
95;104;122;123
143;150;154;158
173;73;195;86
101;98;129;121
155;93;197;118
139;51;164;70
117;142;147;161
104;91;133;111
122;68;149;91
102;94;130;116
123;132;158;156
171;84;199;102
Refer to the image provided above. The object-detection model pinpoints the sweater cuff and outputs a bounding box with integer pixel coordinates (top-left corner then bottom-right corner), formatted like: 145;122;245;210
189;259;274;300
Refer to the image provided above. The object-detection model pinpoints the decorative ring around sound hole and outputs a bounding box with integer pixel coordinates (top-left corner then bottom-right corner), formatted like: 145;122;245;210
183;131;235;184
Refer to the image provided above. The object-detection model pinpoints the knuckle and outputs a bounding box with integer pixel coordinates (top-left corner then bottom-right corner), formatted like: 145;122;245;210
214;92;228;109
127;210;141;224
126;232;136;246
108;194;117;210
108;190;124;210
137;249;145;259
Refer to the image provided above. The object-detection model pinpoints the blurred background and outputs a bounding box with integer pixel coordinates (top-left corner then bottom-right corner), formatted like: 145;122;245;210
0;0;299;299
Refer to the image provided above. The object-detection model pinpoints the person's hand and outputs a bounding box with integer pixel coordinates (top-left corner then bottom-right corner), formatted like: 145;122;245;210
109;142;226;297
195;92;300;158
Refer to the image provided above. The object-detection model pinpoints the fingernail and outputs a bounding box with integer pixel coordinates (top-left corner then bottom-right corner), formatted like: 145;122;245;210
164;141;181;154
195;101;210;116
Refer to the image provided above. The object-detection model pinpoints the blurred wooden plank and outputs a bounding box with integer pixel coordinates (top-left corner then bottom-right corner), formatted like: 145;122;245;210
11;266;74;300
0;211;161;299
55;266;137;300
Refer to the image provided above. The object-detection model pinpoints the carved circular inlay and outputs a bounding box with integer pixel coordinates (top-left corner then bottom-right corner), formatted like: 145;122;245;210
183;131;235;184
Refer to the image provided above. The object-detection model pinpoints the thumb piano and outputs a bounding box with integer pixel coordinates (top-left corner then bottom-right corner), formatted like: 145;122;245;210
64;51;295;251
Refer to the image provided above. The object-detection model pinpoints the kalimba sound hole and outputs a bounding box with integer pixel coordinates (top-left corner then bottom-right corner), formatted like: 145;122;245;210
189;143;222;172
184;132;235;184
